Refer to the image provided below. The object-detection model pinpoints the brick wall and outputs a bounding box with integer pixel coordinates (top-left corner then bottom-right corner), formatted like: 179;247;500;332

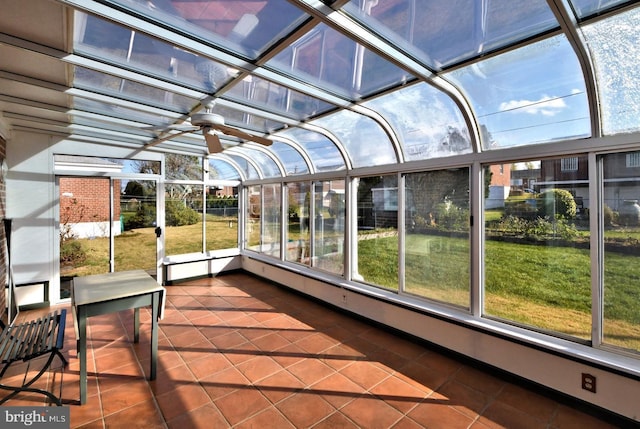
60;177;121;224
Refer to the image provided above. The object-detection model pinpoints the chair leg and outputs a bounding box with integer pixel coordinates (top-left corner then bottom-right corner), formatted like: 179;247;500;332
0;350;67;406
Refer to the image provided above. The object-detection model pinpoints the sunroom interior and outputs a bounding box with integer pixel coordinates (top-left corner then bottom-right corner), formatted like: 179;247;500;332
1;0;640;425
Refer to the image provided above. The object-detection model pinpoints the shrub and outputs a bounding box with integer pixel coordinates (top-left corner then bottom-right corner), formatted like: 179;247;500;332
60;239;86;265
536;189;577;219
166;200;200;226
433;201;469;231
125;202;156;229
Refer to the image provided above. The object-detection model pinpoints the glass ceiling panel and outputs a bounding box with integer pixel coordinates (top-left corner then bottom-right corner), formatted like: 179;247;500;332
276;128;346;172
343;0;559;71
213;104;284;134
107;0;309;59
228;147;282;178
268;23;413;100
569;0;632;18
225;154;259;180
224;75;336;120
208;158;241;181
74;66;199;113
446;34;590;149
363;83;472;160
312;111;398;168
73;98;176;128
581;7;640;135
266;142;310;176
74;12;238;93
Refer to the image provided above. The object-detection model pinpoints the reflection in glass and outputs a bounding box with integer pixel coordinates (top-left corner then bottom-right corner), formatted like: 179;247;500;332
108;0;309;59
569;0;631;18
286;182;311;265
74;11;237;93
313;180;345;276
268;23;412;99
165;184;203;255
355;175;399;290
206;186;239;251
225;75;335;120
447;35;590;149
313;110;397;168
484;159;591;340
165;154;202;181
343;0;558;70
582;8;640;135
228;147;282;178
208;158;241;181
276;128;346;172
601;152;640;353
364;83;471;161
262;184;281;258
74;66;198;113
267;142;309;176
403;169;469;308
226;155;260;180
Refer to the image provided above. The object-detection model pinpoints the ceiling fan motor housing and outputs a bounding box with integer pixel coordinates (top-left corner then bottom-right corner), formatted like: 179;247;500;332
191;112;225;127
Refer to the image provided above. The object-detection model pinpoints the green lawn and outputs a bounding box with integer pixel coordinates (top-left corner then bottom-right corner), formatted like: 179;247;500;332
356;233;640;351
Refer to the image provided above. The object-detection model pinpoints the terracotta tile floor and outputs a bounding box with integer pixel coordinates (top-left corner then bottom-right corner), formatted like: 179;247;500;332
3;272;622;428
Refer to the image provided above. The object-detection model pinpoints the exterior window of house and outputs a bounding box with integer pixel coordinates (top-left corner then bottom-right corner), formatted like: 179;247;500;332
484;159;591;341
354;175;398;290
602;152;640;354
625;152;640;168
403;168;470;308
561;157;579;171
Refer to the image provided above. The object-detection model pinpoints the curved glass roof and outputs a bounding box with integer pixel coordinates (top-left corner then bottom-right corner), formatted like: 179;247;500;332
2;0;640;179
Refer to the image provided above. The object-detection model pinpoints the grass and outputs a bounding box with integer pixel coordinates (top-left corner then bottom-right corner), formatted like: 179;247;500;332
356;233;640;351
62;215;238;276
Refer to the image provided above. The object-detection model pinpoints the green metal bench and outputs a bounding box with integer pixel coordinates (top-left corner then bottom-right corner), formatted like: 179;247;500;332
0;309;68;405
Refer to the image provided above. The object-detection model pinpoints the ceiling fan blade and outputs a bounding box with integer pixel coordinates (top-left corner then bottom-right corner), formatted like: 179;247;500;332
213;124;272;146
204;129;224;153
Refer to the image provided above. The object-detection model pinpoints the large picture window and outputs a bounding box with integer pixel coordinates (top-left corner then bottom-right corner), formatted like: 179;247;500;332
602;152;640;353
313;180;345;275
354;175;399;290
286;181;311;264
403;169;470;308
484;158;591;340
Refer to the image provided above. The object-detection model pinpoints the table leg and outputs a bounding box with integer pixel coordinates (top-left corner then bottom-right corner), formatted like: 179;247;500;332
150;292;159;380
134;307;140;343
78;307;87;405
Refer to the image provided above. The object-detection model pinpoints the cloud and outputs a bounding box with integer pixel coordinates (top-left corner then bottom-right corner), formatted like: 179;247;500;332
499;95;567;116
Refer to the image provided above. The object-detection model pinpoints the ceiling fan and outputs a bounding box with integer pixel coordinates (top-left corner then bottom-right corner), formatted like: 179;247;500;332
146;103;272;154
